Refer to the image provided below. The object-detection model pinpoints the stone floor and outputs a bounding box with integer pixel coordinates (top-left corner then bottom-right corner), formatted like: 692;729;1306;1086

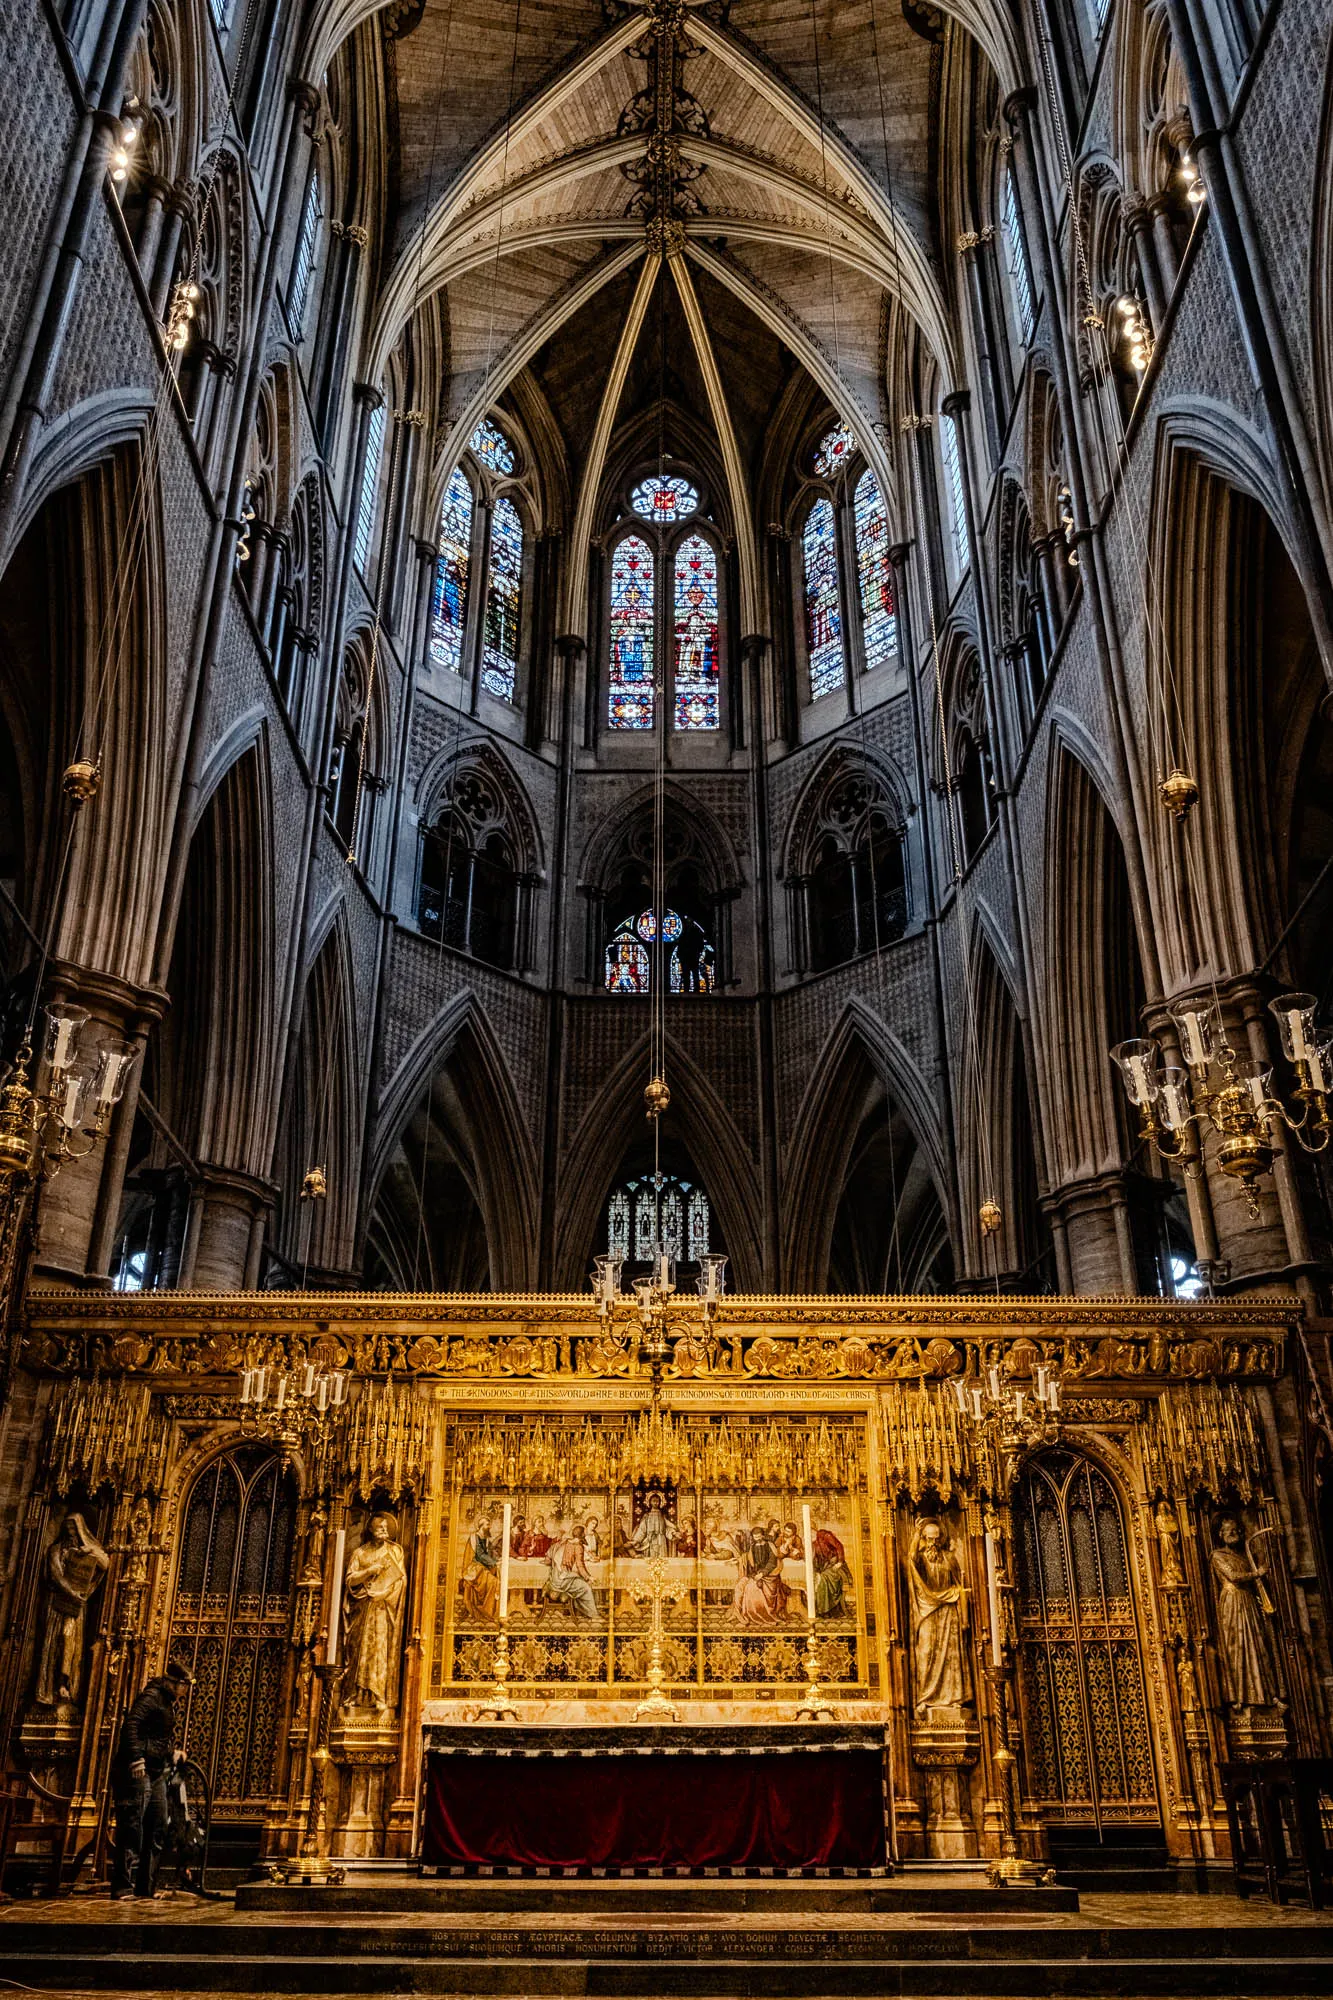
5;1885;1333;1928
4;1878;1331;1999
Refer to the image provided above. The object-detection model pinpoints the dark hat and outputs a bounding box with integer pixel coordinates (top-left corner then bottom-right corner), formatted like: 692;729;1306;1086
164;1660;196;1688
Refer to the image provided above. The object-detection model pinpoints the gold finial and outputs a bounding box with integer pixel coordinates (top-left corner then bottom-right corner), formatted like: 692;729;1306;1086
1158;768;1199;820
300;1165;328;1201
62;760;101;805
644;1076;670;1119
979;1199;1002;1237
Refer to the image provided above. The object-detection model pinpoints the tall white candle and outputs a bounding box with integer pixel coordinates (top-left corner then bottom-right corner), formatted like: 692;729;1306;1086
801;1503;817;1623
984;1528;1002;1668
326;1527;346;1667
499;1501;512;1621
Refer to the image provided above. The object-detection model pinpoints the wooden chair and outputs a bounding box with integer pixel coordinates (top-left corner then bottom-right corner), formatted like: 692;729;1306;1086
0;1773;73;1899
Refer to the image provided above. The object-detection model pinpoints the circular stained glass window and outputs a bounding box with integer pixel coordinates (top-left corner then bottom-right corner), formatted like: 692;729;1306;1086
635;909;684;943
631;477;700;524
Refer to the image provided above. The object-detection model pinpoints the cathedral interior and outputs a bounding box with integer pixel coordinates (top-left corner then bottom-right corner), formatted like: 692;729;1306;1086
2;0;1333;1983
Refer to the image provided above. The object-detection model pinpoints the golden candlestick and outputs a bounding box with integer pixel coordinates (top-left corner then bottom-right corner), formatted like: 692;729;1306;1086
477;1615;518;1721
796;1621;835;1721
269;1662;345;1886
984;1659;1053;1887
630;1556;682;1721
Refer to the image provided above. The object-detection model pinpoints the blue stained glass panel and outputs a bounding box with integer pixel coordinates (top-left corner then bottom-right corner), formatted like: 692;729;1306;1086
470;417;515;473
813;421;857;478
631;476;699;523
429;467;473;673
481;495;522;700
854;469;898;671
672;533;720;730
608;534;655;729
803;497;844;698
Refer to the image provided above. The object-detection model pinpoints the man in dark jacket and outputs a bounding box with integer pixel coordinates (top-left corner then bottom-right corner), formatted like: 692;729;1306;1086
109;1659;194;1899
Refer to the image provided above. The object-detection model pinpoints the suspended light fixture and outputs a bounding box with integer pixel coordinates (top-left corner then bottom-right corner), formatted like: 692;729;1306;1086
1112;991;1331;1209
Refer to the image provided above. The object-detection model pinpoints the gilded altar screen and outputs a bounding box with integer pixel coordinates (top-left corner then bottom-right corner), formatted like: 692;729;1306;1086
433;1416;872;1697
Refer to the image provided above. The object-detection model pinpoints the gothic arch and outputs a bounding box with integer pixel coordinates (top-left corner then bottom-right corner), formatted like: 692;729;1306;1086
1040;738;1150;1216
782;999;952;1291
274;912;362;1277
553;1030;763;1294
157;737;277;1178
368;989;540;1289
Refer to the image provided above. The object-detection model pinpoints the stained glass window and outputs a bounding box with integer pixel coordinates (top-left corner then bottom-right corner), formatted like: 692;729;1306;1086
604;908;714;992
853;469;897;671
605;932;650;991
481;495;522;701
469;417;515;474
289;170;322;334
608;534;655;729
607;1172;711;1262
803;497;844;698
941;412;971;575
813;421;857;478
672;535;720;730
353;401;385;577
429;467;473;673
631;476;699;523
1002;170;1036;345
687;1187;710;1262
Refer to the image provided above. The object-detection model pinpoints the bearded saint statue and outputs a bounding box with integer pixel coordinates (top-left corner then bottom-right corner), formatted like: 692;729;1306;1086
340;1512;408;1716
907;1517;969;1717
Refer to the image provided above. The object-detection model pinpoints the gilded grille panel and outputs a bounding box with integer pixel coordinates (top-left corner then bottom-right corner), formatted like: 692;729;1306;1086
1015;1451;1158;1829
166;1449;296;1820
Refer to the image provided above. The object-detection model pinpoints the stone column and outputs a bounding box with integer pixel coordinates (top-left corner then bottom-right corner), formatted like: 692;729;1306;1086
33;965;165;1285
183;1165;277;1290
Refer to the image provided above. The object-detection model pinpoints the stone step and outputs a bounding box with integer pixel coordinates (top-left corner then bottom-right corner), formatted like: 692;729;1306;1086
4;1950;1333;1997
238;1880;1081;1915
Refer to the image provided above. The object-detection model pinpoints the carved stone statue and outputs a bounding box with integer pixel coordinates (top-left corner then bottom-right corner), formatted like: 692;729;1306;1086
1210;1515;1282;1710
35;1513;109;1708
908;1518;969;1716
340;1512;408;1716
1155;1500;1185;1589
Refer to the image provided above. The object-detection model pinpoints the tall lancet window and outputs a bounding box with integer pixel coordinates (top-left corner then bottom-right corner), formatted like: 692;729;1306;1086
803;497;844;698
673;534;719;730
853;470;897;670
608;534;655;729
429;467;473;673
481;495;522;701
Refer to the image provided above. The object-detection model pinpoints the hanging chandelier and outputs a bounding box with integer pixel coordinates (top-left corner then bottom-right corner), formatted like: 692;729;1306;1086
1112;991;1330;1209
0;1006;135;1183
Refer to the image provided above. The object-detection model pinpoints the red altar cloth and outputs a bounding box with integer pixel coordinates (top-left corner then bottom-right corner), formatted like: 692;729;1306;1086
422;1746;886;1870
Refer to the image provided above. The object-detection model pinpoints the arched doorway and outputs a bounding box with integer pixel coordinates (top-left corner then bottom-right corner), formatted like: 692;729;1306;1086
1013;1451;1159;1846
167;1445;297;1849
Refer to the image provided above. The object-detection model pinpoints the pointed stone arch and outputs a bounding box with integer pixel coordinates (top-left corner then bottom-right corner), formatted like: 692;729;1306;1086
782;998;952;1291
368;988;540;1289
552;1028;763;1293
